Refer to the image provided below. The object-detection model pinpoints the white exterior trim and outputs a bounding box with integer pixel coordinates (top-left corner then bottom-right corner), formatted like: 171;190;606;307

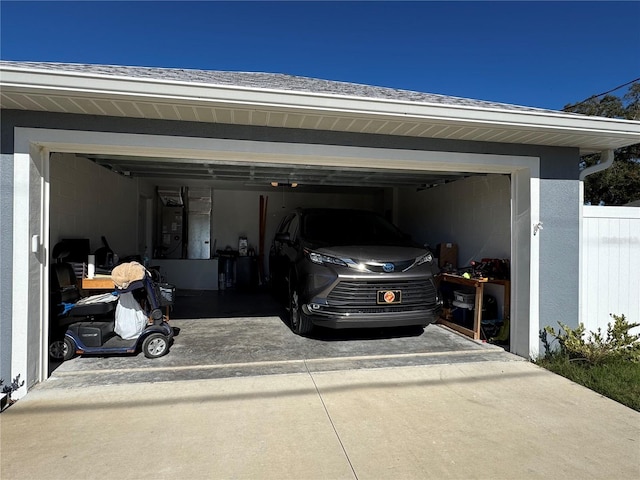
39;146;51;384
21;127;538;172
529;177;541;358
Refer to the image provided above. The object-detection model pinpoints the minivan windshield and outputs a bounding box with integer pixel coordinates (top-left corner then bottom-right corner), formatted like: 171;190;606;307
301;210;412;246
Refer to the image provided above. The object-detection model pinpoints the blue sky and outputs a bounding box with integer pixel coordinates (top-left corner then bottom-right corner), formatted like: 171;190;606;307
1;1;639;111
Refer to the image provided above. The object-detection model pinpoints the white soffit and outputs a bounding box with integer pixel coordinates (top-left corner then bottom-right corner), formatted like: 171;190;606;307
2;65;640;155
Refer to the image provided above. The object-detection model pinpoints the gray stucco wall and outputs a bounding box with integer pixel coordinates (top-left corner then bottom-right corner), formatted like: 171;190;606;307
539;179;581;328
1;154;14;382
1;109;582;357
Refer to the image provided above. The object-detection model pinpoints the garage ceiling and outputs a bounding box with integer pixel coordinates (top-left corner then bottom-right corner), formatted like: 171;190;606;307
82;153;470;189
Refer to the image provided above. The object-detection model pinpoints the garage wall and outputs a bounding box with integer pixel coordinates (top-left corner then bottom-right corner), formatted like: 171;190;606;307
212;188;381;256
50;153;140;260
49;153;381;287
397;174;511;318
397;175;511;264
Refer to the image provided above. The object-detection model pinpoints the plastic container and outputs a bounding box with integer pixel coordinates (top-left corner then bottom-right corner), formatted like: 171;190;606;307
217;253;236;289
454;290;475;304
452;300;474;310
452;306;474;329
155;283;175;306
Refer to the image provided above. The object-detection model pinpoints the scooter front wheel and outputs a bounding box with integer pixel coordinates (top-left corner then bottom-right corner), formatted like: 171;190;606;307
142;333;169;359
63;337;77;361
50;337;77;361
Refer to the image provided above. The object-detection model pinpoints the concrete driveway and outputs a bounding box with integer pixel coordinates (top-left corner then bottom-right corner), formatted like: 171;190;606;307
2;291;639;479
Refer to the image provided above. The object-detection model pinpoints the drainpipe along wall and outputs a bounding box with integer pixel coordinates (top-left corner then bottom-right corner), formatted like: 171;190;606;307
578;148;615;340
579;149;615;181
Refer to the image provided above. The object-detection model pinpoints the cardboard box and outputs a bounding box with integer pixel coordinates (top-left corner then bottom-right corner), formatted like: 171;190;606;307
437;243;458;269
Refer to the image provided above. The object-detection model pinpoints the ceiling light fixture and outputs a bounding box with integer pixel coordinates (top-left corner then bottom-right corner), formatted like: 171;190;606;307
271;181;298;188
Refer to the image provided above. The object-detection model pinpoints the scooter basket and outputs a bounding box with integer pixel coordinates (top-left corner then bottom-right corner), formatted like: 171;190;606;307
155;283;175;306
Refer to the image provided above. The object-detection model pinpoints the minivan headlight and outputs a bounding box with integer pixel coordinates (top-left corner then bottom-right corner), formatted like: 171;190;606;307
305;249;347;267
415;252;434;266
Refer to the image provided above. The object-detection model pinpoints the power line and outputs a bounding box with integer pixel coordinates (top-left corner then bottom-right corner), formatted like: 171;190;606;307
563;76;640;111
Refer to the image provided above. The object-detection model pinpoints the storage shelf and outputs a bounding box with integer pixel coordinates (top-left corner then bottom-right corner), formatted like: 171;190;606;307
437;273;510;341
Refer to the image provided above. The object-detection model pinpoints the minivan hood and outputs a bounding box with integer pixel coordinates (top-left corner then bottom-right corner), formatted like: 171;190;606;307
315;244;427;263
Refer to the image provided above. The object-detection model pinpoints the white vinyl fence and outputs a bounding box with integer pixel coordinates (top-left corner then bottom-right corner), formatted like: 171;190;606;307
581;206;640;335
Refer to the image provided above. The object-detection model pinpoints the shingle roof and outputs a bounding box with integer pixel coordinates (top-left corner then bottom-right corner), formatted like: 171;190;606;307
0;60;561;114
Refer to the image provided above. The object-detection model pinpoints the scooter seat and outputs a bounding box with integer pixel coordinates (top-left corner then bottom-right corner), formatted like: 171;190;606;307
68;301;115;317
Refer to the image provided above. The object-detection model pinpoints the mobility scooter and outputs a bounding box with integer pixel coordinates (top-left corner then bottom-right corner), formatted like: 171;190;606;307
49;259;174;361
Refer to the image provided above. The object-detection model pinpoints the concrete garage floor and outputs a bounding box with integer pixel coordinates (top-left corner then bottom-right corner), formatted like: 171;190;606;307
45;289;515;388
4;289;638;480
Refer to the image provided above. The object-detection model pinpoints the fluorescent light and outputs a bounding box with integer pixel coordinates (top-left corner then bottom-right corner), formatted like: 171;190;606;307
271;181;298;187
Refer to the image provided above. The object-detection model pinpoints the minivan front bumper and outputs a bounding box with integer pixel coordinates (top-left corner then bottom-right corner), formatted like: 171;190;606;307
302;304;442;329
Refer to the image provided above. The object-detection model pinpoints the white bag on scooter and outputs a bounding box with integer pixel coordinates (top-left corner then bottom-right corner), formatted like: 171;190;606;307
115;292;147;340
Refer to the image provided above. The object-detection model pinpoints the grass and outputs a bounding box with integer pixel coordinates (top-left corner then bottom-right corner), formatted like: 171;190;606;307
536;355;640;412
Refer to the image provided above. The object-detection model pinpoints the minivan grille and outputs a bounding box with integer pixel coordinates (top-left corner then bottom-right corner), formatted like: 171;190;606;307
327;278;437;310
365;259;415;273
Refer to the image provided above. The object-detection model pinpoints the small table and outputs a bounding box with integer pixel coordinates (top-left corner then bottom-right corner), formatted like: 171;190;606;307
81;275;115;290
436;273;510;340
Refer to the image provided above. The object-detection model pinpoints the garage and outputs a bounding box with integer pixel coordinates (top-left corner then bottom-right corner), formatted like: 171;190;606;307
24;130;529;387
49;146;514;311
46;140;516;325
42;142;518;385
4;61;639;394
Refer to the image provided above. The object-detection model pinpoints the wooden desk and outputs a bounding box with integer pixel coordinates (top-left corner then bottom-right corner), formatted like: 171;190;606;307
81;275;115;290
437;273;510;340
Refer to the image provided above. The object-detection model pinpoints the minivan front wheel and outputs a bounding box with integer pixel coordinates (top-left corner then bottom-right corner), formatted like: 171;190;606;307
289;287;313;336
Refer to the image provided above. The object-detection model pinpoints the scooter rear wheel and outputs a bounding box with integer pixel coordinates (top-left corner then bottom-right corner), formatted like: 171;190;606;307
142;333;169;359
49;339;65;361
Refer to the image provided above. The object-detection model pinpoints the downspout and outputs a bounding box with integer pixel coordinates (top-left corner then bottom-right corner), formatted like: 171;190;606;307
579;149;615;180
578;149;614;340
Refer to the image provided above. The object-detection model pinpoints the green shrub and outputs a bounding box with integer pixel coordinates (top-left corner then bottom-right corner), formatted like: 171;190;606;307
540;314;640;365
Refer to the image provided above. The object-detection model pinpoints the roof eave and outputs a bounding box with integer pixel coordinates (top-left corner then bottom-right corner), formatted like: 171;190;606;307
2;65;640;154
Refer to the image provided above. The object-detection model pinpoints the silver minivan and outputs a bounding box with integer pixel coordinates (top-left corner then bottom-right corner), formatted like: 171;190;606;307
269;208;441;335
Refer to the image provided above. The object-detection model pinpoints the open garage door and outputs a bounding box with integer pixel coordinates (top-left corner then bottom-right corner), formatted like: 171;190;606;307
67;152;513;339
20;128;537;381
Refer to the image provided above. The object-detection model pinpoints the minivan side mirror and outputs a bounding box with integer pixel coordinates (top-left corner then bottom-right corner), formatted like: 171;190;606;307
275;232;291;243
